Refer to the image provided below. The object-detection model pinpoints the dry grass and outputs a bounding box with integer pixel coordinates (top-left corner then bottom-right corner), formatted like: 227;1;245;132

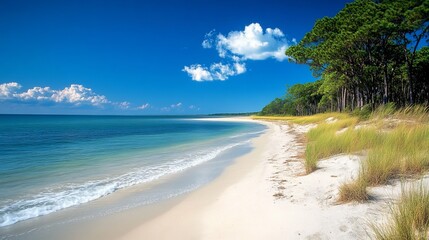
371;183;429;240
252;112;350;124
338;173;369;202
371;104;429;123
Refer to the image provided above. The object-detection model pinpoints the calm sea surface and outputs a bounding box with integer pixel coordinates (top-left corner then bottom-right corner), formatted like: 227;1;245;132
0;115;265;229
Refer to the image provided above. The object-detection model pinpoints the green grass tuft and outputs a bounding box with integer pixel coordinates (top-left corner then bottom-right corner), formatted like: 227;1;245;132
304;117;376;174
371;102;397;119
304;144;318;173
362;125;429;186
372;183;429;240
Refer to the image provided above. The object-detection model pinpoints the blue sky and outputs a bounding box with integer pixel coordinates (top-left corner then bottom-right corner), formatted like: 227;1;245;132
0;0;352;115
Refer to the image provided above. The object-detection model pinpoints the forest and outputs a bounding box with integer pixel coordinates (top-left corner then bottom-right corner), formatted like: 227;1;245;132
261;0;428;116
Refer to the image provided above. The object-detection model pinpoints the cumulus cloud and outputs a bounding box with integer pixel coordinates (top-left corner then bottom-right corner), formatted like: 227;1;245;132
15;86;53;101
183;62;246;81
184;23;291;81
137;103;150;110
0;82;21;99
234;62;246;74
51;84;109;106
216;23;289;61
183;64;213;81
0;82;110;107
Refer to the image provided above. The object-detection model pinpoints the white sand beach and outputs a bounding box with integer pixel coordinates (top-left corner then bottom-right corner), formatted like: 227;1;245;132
118;118;428;240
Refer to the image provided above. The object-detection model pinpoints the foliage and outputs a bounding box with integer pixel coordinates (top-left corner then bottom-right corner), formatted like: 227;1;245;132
352;104;373;120
261;0;429;116
260;98;296;115
259;81;324;116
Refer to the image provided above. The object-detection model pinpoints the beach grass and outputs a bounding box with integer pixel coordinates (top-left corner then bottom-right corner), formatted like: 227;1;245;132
252;112;350;124
257;106;429;238
371;183;429;240
361;125;429;186
338;172;369;202
258;105;428;199
334;123;429;202
304;117;377;174
259;105;428;198
371;104;429;123
310;106;427;178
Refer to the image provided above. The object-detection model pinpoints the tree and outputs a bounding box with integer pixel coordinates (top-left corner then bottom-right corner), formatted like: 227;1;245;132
261;0;429;116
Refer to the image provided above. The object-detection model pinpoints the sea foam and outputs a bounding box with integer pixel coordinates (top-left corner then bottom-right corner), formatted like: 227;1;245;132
0;140;249;227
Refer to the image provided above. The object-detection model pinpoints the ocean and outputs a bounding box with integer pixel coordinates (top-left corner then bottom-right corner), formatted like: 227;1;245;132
0;115;265;238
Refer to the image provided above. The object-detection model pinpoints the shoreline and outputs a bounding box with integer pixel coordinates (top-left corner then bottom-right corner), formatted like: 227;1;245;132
4;117;425;239
63;117;271;240
0;117;268;240
119;117;276;240
118;117;428;240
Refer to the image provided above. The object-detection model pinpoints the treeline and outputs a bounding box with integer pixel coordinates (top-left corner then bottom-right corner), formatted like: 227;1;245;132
261;0;429;116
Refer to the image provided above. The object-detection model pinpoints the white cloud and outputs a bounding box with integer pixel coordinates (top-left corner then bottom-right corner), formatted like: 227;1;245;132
183;64;213;81
189;105;200;111
210;63;235;80
14;86;53;101
0;82;110;107
202;29;216;49
216;23;289;61
183;62;246;81
160;102;183;112
234;62;246;74
170;102;182;108
137;103;150;110
117;101;131;109
51;84;109;106
0;82;21;99
183;23;291;82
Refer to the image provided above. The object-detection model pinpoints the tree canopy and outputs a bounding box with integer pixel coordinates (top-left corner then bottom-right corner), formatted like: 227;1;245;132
261;0;429;115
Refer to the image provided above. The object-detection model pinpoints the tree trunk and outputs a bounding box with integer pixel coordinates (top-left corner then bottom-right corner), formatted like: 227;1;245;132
383;64;388;105
342;87;347;111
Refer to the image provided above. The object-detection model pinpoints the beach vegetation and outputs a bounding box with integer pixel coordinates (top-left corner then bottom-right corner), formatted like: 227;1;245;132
256;0;429;235
297;106;428;199
252;112;349;124
361;124;429;186
338;172;369;203
304;117;378;174
371;183;429;240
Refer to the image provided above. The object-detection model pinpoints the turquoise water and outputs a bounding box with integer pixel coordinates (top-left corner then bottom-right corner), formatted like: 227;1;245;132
0;115;265;228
